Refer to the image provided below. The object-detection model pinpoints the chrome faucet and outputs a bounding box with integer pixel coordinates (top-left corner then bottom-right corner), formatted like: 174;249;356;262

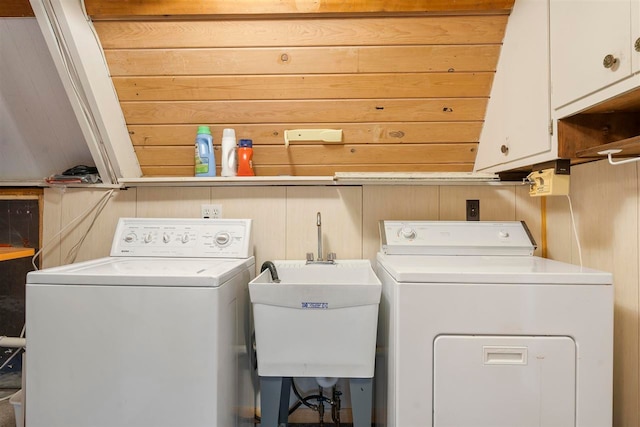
306;212;336;264
317;212;323;262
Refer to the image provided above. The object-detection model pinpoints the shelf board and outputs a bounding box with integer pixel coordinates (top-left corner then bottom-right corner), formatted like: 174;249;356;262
0;247;35;262
119;172;501;187
576;135;640;158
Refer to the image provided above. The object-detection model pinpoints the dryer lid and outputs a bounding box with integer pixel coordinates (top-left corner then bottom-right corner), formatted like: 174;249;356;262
27;256;255;287
376;253;612;285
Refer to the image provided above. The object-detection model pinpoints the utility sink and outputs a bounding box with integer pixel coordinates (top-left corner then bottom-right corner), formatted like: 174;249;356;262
249;260;381;378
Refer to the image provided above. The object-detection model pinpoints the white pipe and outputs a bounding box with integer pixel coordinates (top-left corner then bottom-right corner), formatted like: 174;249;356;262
0;336;26;348
315;377;339;388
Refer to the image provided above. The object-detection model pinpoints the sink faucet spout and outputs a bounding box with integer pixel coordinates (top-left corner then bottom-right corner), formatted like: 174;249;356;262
317;212;323;261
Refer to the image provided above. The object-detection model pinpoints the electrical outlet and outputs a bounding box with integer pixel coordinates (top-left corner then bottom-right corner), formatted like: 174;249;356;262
201;204;222;219
466;199;480;221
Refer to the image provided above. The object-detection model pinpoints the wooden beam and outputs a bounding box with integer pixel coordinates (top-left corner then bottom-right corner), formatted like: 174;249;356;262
0;0;34;17
86;0;514;19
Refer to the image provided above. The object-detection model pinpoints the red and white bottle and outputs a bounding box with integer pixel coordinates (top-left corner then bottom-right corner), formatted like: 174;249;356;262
237;139;255;176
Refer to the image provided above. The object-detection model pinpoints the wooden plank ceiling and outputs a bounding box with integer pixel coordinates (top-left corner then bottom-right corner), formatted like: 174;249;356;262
88;0;514;177
0;0;33;17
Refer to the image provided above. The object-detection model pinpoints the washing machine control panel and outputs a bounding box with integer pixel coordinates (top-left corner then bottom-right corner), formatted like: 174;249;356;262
110;218;253;258
379;220;536;256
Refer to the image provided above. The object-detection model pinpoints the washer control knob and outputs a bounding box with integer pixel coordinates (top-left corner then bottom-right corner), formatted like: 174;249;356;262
499;231;510;238
215;232;231;247
162;233;171;243
181;233;190;244
400;227;416;239
144;233;153;243
124;233;136;243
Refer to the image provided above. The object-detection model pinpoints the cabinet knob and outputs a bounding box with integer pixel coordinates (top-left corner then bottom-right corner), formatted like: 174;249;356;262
500;144;509;155
603;54;618;69
635;37;640;52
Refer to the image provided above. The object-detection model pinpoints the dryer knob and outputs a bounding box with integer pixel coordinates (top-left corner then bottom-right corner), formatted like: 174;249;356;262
215;232;231;247
499;231;510;238
400;227;416;239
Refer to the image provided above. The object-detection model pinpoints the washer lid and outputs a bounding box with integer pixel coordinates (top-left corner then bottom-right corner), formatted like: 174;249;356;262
376;253;611;285
27;256;255;287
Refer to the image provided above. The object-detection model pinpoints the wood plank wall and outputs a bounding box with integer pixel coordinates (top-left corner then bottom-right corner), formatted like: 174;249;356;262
91;3;512;176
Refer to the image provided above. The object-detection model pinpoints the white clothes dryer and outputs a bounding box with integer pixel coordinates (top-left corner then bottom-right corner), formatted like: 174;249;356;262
26;218;255;427
375;221;613;427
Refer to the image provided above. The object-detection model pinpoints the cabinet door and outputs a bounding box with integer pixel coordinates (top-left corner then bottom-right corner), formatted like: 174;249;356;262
551;0;632;109
474;0;551;172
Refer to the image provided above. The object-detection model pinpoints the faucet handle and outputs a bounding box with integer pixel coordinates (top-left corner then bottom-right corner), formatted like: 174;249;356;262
327;252;337;262
306;252;315;262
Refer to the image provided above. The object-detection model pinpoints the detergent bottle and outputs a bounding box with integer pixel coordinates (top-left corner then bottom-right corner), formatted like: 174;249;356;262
237;139;255;176
194;126;216;177
220;128;237;177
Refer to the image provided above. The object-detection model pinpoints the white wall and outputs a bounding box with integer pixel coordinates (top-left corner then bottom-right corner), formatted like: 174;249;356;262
547;160;639;427
0;18;92;182
42;183;540;270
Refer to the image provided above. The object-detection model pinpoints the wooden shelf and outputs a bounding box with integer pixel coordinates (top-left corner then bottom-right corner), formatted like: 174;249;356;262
576;135;640;158
0;247;35;262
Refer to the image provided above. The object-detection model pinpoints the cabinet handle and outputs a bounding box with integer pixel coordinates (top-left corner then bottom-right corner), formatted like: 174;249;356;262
635;37;640;52
603;54;618;69
500;144;509;155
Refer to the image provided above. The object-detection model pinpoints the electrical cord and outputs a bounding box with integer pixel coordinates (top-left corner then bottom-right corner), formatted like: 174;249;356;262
32;189;115;270
65;189;114;264
566;194;583;268
0;387;20;402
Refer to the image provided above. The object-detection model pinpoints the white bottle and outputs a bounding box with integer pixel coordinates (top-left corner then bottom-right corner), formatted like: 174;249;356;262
221;128;237;177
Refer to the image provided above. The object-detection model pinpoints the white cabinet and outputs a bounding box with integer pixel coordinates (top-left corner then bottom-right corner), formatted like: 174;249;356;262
551;0;640;116
551;0;638;110
474;0;553;173
475;0;640;173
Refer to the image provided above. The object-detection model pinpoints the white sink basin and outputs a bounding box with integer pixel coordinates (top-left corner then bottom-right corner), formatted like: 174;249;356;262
249;260;381;378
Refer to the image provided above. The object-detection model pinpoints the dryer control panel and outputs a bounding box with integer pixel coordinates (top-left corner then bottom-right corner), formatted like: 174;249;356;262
379;220;536;256
110;218;253;258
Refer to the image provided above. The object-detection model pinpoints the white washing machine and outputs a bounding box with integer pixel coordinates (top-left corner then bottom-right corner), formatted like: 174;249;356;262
25;218;255;427
375;221;613;427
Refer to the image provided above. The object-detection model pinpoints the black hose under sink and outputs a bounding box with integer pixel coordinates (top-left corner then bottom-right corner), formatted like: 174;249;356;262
260;261;280;283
